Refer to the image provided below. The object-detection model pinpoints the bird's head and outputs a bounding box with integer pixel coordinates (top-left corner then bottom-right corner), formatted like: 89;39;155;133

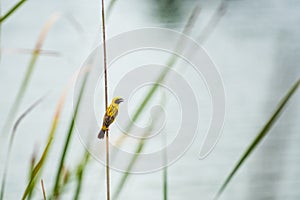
112;96;124;104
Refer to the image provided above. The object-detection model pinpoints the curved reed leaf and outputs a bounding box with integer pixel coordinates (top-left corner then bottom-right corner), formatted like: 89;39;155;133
106;0;117;19
214;78;300;199
0;94;46;200
1;14;60;137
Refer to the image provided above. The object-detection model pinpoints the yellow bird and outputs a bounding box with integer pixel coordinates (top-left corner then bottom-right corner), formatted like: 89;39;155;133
98;97;124;139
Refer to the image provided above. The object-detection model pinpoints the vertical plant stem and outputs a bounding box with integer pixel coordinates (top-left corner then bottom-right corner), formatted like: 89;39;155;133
101;0;108;108
105;131;110;200
101;0;110;199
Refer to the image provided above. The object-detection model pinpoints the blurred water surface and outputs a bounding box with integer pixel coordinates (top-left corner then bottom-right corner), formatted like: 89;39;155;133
0;0;300;199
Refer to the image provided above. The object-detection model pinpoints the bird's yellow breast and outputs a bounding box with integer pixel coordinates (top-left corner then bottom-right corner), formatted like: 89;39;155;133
107;103;119;117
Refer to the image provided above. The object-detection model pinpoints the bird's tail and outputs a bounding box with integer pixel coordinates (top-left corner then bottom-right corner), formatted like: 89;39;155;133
98;129;105;139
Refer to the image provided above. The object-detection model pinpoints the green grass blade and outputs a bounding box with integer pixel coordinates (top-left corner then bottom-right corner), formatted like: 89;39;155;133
21;77;70;200
21;126;54;200
214;78;300;199
73;150;90;200
162;98;168;200
52;69;90;199
0;95;46;200
163;162;168;200
112;4;224;199
0;0;28;24
113;92;167;200
113;118;163;199
1;14;60;137
22;124;57;200
112;7;200;199
114;6;200;147
112;137;146;200
27;148;38;200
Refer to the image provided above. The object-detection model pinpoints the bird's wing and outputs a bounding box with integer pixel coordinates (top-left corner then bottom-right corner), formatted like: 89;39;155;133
103;104;119;127
103;114;114;127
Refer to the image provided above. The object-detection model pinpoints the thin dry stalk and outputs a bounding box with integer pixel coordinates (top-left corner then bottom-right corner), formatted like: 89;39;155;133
0;48;61;56
101;0;110;199
41;179;46;200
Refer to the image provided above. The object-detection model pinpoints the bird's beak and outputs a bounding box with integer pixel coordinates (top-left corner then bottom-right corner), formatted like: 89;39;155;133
116;98;124;104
